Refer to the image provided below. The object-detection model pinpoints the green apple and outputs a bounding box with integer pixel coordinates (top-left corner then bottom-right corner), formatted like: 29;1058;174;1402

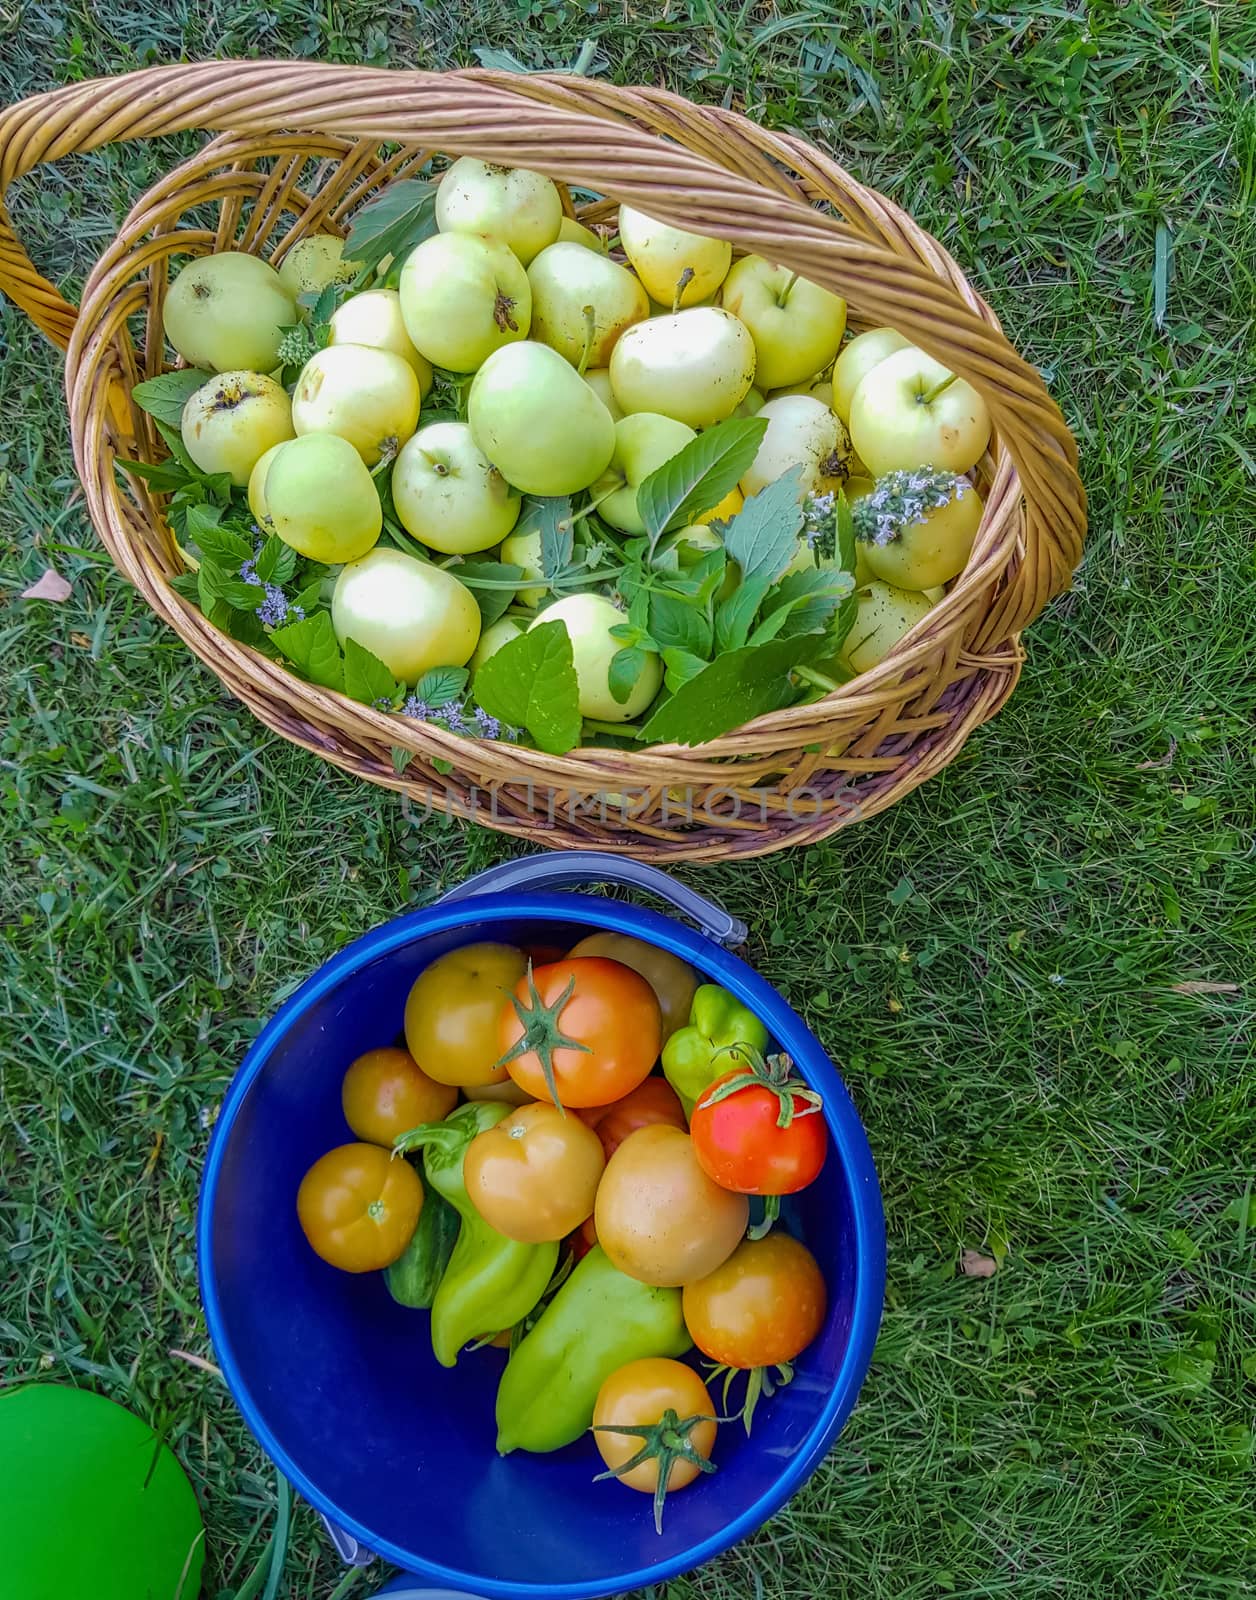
857;470;983;589
329;288;433;394
850;349;991;475
583;367;623;421
609;308;755;428
526;242;649;369
392;421;521;554
593;413;696;534
333;547;481;682
771;377;833;407
529;594;662;721
468;341;615;496
617;205;731;308
435;157;562;265
399;233;532;373
292;343;421;465
558;216;604;251
720;255;846;391
180;371;294;486
830;328;911;424
470;616;524;673
276;234;361;298
740;395;846;498
498;529;545;608
163;251;297;372
734;386;766;418
832;580;937;674
247;440;289;524
264;433;382;563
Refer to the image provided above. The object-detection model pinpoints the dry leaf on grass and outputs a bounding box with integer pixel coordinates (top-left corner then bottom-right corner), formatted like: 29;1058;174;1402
1169;981;1240;996
22;568;73;602
960;1249;998;1278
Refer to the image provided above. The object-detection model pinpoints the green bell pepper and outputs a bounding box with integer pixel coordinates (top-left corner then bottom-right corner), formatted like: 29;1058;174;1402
495;1244;691;1455
661;983;770;1114
397;1101;559;1368
385;1175;459;1310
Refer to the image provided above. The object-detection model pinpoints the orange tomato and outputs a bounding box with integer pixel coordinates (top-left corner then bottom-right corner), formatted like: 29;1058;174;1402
682;1233;827;1368
593;1358;718;1532
296;1143;422;1273
340;1046;457;1146
581;1076;688;1161
464;1102;606;1243
500;957;661;1109
566;933;698;1043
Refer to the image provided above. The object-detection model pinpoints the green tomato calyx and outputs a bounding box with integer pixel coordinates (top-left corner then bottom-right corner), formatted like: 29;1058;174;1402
495;963;591;1112
592;1408;720;1533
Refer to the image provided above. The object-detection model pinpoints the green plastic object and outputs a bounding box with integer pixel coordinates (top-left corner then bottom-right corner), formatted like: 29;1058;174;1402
0;1384;204;1599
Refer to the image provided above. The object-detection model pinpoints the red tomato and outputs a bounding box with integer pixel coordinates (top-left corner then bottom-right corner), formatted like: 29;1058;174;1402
570;1213;599;1261
580;1076;688;1160
499;957;661;1109
689;1050;826;1197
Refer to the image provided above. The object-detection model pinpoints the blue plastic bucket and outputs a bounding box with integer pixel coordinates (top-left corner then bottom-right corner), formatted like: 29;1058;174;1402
198;855;885;1600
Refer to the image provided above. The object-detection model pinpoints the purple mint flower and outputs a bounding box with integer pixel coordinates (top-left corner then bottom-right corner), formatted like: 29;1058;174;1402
438;700;468;733
239;556;261;586
403;695;433;721
473;707;501;739
255;583;293;627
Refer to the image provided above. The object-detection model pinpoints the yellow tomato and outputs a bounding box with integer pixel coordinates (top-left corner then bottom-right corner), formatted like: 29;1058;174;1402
464;1102;605;1243
404;942;528;1087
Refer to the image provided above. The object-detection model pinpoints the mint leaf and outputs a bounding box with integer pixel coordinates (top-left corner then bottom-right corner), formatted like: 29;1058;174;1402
117;457;195;494
648;590;713;656
304;280;339;326
130;368;207;427
344;180;437;274
186;504;252;567
722;467;806;580
662;648;708;691
272;611;345;692
153;417;198;473
835;486;856;576
473;621;581;754
391;745;413;775
451;560;527;626
636;417;767;544
757;565;854;642
641;632;830;746
714;572;774;652
515;496;573;580
344;636;402;707
413;666;469;708
608;646;655;706
254;534;297;586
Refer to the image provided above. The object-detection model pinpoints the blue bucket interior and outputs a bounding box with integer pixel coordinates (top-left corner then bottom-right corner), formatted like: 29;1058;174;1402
199;893;884;1600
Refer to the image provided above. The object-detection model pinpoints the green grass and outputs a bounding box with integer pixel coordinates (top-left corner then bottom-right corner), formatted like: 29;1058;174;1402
2;3;1255;1597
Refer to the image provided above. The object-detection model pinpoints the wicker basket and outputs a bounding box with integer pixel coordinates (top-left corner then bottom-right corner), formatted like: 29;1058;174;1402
0;62;1085;862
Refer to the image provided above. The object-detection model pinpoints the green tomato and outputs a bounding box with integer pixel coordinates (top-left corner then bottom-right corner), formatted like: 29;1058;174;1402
862;480;983;589
720;255;846;391
292;343;421;466
618;206;731;308
163;251;297;373
392;421;521;554
527;242;649;369
329;288;433;394
264;434;382;564
435;158;562;266
180;371;294;486
400;233;532;374
529;594;662;721
468;341;615;497
609;308;756;429
332;548;481;682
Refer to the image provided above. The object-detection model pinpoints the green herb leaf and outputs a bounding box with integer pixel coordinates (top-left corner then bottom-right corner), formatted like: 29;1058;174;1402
641;632;830;746
305;281;339;326
222;604;276;654
648;590;713;656
715;572;774;652
413;666;469;708
186;504;252;567
153;417;197;473
130;368;207;428
757;565;854;641
662;647;709;691
451;560;528;625
391;745;412;774
293;576;325;615
254;534;297;586
473;620;581;754
722;467;806;580
608;646;654;706
515;496;573;580
272;611;345;692
169;570;200;603
343;636;402;707
344;180;437;274
117;457;196;494
636;417;767;543
835;486;856;575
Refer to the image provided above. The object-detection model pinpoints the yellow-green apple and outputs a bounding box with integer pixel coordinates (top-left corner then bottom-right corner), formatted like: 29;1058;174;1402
833;580;937;674
264;434;382;563
526;242;649;368
399;233;531;373
435;158;562;265
830;327;911;423
609;308;755;428
292;343;421;465
180;371;294;486
720;255;846;390
740;395;847;498
593;413;696;534
332;547;481;681
856;468;983;589
276;234;361;298
163;252;297;372
617;205;731;307
468;341;615;496
470;616;524;673
329;288;433;395
529;594;662;721
392;421;521;554
849;348;991;475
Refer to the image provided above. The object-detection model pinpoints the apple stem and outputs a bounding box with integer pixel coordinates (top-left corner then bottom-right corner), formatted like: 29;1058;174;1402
671;266;695;313
570;482;620;522
777;271;800;307
920;372;958;405
577;305;597;376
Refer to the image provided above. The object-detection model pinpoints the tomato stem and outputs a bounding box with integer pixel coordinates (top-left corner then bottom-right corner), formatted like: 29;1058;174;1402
494;963;591;1113
747;1194;781;1240
592;1408;719;1533
695;1045;824;1129
711;1360;796;1435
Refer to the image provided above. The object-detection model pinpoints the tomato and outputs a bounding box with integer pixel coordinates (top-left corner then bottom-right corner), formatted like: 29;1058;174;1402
570;1213;599;1260
500;957;661;1109
689;1049;827;1198
464;1102;605;1243
341;1045;458;1145
593;1358;718;1532
595;1125;748;1287
523;943;568;966
581;1076;688;1161
297;1143;423;1273
682;1233;826;1368
405;942;528;1087
567;933;698;1042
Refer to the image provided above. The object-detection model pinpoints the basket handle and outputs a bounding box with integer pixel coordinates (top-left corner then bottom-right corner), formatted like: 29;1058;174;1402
0;61;1084;634
440;851;748;947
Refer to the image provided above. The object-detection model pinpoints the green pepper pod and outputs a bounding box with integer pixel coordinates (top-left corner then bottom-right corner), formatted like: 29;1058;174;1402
495;1245;691;1455
397;1100;558;1368
661;983;770;1114
385;1175;459;1310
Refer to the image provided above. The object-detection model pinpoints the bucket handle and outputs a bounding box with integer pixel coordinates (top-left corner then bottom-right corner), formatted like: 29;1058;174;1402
439;851;748;948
